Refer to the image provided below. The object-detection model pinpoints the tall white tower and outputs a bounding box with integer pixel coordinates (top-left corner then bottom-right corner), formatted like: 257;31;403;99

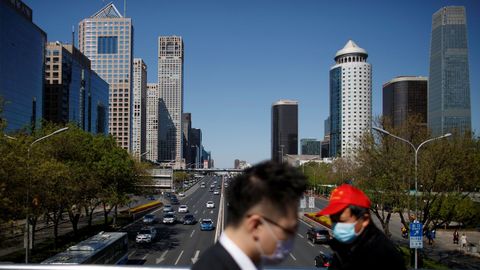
146;83;159;162
132;58;147;160
329;40;372;159
158;36;184;162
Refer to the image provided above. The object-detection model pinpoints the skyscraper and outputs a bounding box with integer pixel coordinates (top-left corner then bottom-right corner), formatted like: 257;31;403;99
383;76;427;128
132;58;147;159
158;36;184;162
329;40;372;158
44;42;109;134
146;83;159;162
190;128;202;168
271;100;298;163
428;6;471;136
182;113;192;165
0;0;46;132
79;3;133;150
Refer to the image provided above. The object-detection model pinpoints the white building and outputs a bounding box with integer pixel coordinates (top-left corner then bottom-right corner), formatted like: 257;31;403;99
146;83;159;162
158;36;184;162
78;3;133;150
329;40;372;158
132;59;147;160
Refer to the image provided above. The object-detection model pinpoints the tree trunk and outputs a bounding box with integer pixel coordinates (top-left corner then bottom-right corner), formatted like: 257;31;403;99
52;208;63;250
102;202;113;226
29;216;38;250
67;209;80;236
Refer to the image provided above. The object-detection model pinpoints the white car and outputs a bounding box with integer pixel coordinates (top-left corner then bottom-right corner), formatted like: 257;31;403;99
206;201;215;208
178;192;185;197
178;205;189;213
214;190;220;195
136;227;156;243
163;214;176;224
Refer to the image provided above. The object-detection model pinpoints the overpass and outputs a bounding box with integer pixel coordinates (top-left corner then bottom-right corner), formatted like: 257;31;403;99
175;168;243;173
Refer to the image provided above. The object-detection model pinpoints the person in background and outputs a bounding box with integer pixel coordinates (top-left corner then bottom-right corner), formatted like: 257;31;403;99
316;184;406;270
192;161;307;270
453;229;459;244
461;233;468;249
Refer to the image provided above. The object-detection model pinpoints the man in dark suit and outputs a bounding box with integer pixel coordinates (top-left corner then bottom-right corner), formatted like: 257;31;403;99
192;161;307;270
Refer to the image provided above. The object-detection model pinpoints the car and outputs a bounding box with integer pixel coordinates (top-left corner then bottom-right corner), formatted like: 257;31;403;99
206;201;215;208
314;252;332;268
200;184;206;188
178;192;185;197
163;213;176;224
171;199;180;205
163;205;173;213
200;219;214;231
306;227;331;244
183;214;196;225
178;205;189;213
142;214;156;224
148;195;156;200
214;190;220;195
210;184;215;188
136;227;156;243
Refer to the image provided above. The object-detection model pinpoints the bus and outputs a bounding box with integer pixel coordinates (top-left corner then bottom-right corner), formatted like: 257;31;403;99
41;231;128;265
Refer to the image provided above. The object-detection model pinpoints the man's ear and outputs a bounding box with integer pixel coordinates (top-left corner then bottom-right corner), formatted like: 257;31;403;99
361;213;370;228
245;214;262;240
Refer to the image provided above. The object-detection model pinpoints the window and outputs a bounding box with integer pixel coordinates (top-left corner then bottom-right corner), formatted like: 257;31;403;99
98;36;118;54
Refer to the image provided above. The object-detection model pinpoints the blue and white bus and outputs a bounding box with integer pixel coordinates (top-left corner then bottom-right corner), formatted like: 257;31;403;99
41;232;128;265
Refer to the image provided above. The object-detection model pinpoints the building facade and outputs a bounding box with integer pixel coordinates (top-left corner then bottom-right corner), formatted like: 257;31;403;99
182;113;192;166
383;76;428;128
301;138;321;155
78;3;133;150
44;42;109;134
0;0;46;132
190;128;202;168
158;36;184;162
146;83;159;162
271;100;298;163
428;6;471;136
132;58;147;159
329;40;372;158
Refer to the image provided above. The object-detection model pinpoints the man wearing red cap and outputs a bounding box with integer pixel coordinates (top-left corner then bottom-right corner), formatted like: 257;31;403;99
317;184;405;269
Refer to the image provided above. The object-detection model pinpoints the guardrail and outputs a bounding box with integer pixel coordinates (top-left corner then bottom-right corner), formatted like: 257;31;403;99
0;265;328;270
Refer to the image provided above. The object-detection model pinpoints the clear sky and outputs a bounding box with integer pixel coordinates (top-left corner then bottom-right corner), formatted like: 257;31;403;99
24;0;479;168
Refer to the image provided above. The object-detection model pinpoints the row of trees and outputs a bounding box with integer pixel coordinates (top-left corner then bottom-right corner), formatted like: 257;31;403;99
302;117;480;236
0;119;151;249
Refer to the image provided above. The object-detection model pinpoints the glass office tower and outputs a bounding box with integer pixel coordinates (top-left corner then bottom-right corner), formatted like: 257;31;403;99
428;6;471;136
271;100;298;163
0;0;46;132
79;3;133;149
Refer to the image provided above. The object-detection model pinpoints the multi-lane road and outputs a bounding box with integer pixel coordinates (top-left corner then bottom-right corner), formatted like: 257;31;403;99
124;176;332;268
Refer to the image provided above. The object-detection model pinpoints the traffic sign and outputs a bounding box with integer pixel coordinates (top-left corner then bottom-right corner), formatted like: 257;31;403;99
409;222;423;249
308;197;315;209
300;198;306;209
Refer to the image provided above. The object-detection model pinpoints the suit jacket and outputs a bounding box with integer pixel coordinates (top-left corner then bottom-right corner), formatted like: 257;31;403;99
192;242;242;270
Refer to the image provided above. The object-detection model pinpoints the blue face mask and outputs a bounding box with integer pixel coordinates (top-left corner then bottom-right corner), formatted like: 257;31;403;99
333;221;360;243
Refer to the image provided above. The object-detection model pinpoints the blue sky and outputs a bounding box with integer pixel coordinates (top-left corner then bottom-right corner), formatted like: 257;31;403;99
24;0;479;168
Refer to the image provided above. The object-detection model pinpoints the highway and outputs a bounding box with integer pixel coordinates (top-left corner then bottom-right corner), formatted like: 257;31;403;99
124;176;333;268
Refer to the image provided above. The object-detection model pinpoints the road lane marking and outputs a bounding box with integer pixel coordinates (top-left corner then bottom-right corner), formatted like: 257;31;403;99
297;233;304;238
202;210;205;214
128;250;135;257
308;242;314;247
210;210;214;214
191;250;200;263
190;230;195;238
155;250;168;264
142;254;148;260
195;210;198;214
175;250;184;265
289;253;297;261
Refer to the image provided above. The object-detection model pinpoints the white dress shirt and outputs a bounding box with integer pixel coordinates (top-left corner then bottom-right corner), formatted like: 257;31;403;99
219;233;259;270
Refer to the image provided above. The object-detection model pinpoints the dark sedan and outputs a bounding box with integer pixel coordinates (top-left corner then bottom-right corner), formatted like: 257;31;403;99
307;227;331;244
183;214;196;225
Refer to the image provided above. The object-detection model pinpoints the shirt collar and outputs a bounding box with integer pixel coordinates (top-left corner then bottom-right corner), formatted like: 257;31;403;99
219;233;259;270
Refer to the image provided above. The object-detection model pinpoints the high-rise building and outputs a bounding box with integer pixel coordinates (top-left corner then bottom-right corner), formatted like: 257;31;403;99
428;6;471;136
329;40;372;158
132;59;147;159
79;3;133;150
271;100;298;163
44;42;109;134
301;138;321;155
182;113;192;165
190;128;202;168
146;83;159;162
158;36;184;162
383;76;428;128
0;0;46;132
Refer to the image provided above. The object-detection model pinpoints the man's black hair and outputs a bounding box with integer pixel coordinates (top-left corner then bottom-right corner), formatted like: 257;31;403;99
348;205;370;219
225;161;307;226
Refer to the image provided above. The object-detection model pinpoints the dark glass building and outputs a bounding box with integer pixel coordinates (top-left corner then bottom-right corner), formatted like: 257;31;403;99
44;43;108;134
428;6;471;136
271;100;298;163
182;113;192;165
0;0;46;132
190;128;202;168
301;138;321;155
382;76;428;128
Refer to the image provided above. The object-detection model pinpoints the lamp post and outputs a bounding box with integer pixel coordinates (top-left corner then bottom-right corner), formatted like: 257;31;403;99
25;127;68;263
372;127;451;269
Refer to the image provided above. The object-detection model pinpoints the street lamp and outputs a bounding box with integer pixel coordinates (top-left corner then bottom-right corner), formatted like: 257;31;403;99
372;127;451;269
25;127;68;263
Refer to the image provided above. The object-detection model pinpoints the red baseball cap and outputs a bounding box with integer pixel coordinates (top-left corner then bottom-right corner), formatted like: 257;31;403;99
316;184;371;216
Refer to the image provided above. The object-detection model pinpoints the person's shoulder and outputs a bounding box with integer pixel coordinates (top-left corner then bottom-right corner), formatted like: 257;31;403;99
192;242;241;270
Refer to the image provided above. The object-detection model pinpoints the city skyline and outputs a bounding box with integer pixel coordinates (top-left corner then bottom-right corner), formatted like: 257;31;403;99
22;0;480;168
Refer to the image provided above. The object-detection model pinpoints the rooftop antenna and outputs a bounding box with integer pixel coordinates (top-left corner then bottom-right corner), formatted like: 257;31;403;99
71;25;75;46
124;0;126;17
